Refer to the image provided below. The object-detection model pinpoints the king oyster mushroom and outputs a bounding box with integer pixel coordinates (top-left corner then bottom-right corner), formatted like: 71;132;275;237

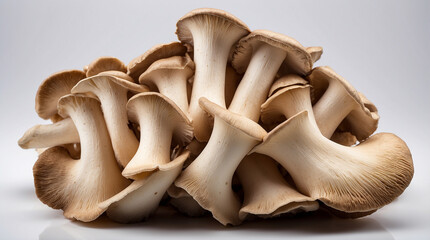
33;94;130;222
252;111;414;214
176;8;250;141
122;92;193;179
71;75;149;168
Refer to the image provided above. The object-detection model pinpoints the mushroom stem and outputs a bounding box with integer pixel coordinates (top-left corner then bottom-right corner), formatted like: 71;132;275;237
18;118;79;149
175;98;267;225
124;108;173;175
122;93;192;179
229;44;287;121
97;88;139;166
313;80;357;138
72;76;147;167
252;111;414;213
237;153;318;219
178;9;250;141
155;76;189;113
33;95;130;222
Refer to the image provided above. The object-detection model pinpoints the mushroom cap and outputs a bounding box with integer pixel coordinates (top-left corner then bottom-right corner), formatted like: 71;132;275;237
71;75;149;97
308;66;379;140
199;97;267;140
268;74;309;97
35;70;86;120
86;56;127;77
261;84;311;125
138;55;195;90
98;150;189;223
254;111;414;213
97;70;134;82
176;8;250;50
232;30;313;76
127;92;193;145
306;46;323;63
127;42;187;81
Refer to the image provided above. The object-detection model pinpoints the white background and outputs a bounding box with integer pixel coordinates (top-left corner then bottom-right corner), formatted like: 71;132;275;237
1;0;429;239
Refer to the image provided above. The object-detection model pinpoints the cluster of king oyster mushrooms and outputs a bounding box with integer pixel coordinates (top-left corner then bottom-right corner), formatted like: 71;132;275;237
18;8;414;226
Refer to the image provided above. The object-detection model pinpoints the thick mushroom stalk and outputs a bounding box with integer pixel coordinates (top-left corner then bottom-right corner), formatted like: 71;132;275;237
71;75;149;168
33;95;130;222
99;151;189;223
139;55;195;114
230;30;312;121
176;8;250;141
175;98;267;226
238;154;319;219
252;111;414;213
122;92;193;179
18;118;79;149
309;66;379;140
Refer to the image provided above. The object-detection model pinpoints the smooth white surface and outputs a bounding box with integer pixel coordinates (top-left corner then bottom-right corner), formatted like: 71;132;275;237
1;0;429;239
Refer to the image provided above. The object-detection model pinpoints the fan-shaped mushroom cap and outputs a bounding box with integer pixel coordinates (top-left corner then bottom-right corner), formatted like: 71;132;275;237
97;70;134;82
232;30;312;76
268;74;308;97
122;92;193;178
261;75;314;126
176;8;249;49
138;55;195;114
306;46;323;63
127;42;187;81
99;151;189;223
35;70;86;121
238;153;319;219
308;66;379;140
176;8;250;141
72;75;149;168
33;95;130;222
252;111;414;214
86;56;127;77
175;97;266;226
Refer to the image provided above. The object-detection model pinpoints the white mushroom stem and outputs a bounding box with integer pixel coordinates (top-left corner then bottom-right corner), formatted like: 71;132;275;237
122;93;192;179
72;76;147;168
237;154;318;219
313;80;358;138
99;151;189;223
180;13;249;141
18;118;79;149
229;44;287;121
252;111;414;213
175;98;267;226
33;95;130;222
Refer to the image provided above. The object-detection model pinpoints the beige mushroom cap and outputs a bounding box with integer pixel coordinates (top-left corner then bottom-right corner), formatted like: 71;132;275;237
127;42;187;81
98;150;189;223
35;70;86;120
253;111;414;213
232;30;313;76
97;70;134;82
86;56;127;77
72;75;149;95
138;55;195;90
306;46;323;63
176;8;250;50
308;66;379;140
34;95;129;222
268;74;309;97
